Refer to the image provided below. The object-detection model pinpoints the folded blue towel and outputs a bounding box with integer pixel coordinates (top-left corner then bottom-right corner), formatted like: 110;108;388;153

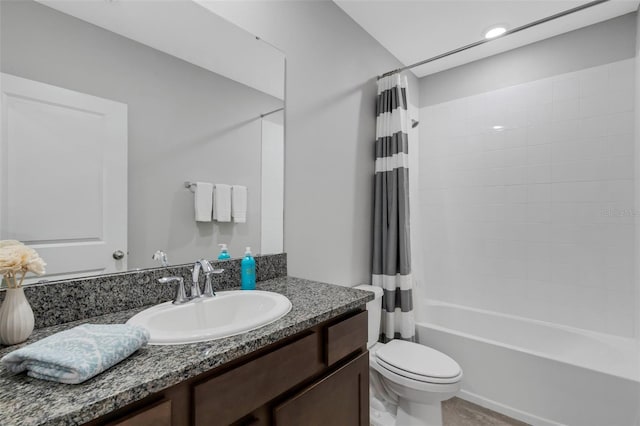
1;324;149;384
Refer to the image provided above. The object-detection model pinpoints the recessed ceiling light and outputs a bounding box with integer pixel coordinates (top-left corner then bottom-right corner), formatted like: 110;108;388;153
492;125;505;131
485;26;507;39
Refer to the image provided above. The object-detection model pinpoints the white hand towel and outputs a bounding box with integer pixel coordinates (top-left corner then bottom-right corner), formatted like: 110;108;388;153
213;184;231;222
194;182;213;222
232;185;247;223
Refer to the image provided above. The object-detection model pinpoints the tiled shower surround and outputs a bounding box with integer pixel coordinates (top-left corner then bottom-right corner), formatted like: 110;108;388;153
419;58;636;337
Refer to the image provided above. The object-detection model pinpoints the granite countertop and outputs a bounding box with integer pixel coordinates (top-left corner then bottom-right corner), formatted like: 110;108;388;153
0;277;373;426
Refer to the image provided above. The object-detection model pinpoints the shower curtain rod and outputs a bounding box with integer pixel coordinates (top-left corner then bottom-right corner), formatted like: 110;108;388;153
377;0;610;80
261;107;284;118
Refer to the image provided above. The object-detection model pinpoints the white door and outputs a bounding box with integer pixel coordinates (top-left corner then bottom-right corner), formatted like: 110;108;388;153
0;73;127;283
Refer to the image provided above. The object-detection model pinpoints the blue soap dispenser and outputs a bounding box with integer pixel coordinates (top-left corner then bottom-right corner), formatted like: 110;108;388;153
241;247;256;290
218;243;230;260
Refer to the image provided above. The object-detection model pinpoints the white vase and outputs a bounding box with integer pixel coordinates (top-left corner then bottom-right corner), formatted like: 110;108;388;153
0;287;35;345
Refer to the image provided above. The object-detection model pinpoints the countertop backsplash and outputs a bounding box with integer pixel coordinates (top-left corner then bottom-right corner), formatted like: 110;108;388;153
0;253;287;330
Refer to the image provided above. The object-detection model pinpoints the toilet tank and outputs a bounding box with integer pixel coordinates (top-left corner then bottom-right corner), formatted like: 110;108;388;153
355;284;383;349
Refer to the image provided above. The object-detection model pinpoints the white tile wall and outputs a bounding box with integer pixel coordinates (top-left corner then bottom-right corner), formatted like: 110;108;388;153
418;59;636;337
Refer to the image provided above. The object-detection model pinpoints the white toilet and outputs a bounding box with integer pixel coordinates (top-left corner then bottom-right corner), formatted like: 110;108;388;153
355;285;462;426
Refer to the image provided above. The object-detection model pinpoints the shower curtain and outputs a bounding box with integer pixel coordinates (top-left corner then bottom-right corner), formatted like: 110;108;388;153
372;74;414;343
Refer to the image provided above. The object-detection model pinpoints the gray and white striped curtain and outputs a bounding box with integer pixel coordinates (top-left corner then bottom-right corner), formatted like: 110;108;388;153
372;74;414;343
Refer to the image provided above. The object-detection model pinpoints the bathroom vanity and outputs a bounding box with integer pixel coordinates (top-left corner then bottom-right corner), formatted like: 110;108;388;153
90;308;369;426
0;271;373;426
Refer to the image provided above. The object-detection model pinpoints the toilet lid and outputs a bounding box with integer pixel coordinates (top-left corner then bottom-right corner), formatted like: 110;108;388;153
375;340;461;383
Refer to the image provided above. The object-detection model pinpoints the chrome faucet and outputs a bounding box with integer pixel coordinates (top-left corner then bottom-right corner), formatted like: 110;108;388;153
158;276;189;304
192;259;224;298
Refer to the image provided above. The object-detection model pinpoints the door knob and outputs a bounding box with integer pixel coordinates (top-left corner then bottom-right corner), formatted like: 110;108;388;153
112;250;125;260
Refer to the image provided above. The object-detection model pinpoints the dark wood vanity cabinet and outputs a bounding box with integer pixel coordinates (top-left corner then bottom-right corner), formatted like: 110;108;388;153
92;309;369;426
273;351;369;426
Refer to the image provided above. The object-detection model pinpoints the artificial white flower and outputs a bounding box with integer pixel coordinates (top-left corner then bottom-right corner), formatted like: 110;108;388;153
26;256;46;276
0;241;46;288
0;240;24;248
0;246;26;274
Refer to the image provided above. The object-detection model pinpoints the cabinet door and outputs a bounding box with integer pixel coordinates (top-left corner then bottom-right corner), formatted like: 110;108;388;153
273;352;369;426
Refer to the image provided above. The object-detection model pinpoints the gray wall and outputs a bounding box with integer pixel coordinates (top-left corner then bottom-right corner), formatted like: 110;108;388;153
202;2;416;286
1;0;282;268
420;13;638;107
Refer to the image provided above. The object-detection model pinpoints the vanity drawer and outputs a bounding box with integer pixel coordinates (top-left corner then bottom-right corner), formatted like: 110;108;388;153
325;310;368;366
107;399;171;426
193;332;322;425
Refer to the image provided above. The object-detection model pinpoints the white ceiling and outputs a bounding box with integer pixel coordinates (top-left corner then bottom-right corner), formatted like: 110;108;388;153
36;0;285;100
334;0;640;77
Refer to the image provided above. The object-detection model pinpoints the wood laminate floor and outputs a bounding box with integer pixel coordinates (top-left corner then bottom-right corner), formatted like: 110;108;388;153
442;398;530;426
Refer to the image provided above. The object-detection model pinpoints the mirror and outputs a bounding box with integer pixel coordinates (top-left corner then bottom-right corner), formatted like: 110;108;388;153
0;0;285;282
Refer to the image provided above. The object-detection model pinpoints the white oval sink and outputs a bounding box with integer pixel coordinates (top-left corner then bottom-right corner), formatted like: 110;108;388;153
127;290;292;345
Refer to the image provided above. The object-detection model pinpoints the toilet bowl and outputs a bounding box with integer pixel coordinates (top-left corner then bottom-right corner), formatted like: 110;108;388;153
370;340;461;426
355;285;462;426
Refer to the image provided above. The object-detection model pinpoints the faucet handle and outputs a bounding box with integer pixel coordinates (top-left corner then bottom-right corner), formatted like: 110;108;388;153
158;276;189;304
152;250;169;267
202;268;224;297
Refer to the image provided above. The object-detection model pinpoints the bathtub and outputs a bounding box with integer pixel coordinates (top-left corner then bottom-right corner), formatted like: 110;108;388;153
416;300;640;426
